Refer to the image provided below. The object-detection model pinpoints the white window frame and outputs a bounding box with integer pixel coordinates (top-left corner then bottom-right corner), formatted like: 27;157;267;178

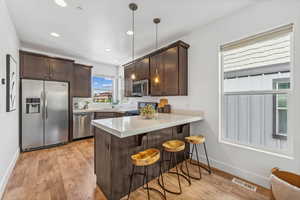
92;74;116;104
218;25;295;158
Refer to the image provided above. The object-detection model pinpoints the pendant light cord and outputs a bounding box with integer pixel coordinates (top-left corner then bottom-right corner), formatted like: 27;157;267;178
155;23;158;49
132;9;135;61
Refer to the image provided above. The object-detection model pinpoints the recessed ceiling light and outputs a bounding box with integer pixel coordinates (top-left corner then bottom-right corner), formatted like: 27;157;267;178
54;0;67;7
126;30;134;35
105;48;111;52
50;32;60;37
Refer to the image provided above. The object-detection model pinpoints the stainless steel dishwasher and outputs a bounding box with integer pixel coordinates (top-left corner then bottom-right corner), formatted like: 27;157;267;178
73;112;94;139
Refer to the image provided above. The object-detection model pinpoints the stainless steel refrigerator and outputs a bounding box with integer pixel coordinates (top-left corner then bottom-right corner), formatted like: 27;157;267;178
21;79;69;151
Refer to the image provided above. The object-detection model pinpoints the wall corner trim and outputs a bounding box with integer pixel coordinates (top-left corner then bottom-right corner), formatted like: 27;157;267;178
0;149;20;199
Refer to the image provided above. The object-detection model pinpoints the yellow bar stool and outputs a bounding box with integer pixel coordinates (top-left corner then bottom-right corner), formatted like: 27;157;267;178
158;140;191;195
181;135;212;180
128;148;167;200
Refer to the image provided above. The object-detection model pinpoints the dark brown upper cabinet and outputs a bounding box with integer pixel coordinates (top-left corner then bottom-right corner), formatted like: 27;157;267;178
20;51;51;80
135;57;150;81
150;52;164;96
124;64;135;97
123;40;189;97
49;58;74;82
73;64;92;97
20;51;75;82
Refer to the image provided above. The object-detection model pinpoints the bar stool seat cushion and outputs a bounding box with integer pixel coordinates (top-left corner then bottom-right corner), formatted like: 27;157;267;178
131;148;160;167
162;140;185;152
185;135;205;144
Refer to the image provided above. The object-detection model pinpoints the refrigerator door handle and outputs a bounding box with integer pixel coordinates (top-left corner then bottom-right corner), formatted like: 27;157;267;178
41;91;45;120
45;92;48;119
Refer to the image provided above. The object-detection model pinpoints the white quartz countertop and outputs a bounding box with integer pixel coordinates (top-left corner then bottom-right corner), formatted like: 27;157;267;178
73;107;136;114
91;113;203;138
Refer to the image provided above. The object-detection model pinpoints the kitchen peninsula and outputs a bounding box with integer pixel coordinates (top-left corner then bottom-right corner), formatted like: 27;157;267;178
92;113;203;200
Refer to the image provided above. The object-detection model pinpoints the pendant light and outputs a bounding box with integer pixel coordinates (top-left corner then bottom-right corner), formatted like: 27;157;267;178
153;18;161;84
129;3;138;80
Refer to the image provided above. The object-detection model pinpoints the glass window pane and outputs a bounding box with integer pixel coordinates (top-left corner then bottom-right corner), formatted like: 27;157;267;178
92;76;113;103
278;109;287;134
278;82;290;89
277;94;287;107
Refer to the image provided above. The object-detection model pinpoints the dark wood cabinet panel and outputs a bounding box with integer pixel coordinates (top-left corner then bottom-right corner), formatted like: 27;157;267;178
124;65;135;97
94;112;123;119
20;52;50;80
49;58;74;81
73;64;92;97
135;57;149;81
163;47;179;95
178;46;188;95
150;52;164;96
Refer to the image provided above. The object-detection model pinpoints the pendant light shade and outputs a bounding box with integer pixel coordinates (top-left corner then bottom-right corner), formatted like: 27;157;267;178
153;18;161;84
129;3;138;80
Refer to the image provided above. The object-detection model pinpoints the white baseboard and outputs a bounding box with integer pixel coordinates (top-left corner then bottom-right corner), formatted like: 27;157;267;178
0;149;20;199
195;154;270;188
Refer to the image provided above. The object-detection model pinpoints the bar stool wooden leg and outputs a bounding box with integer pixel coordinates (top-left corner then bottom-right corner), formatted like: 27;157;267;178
203;142;212;174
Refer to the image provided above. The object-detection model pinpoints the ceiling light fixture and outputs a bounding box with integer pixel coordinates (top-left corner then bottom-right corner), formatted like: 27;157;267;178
153;18;161;84
126;30;134;36
129;3;138;80
50;32;60;37
105;48;111;52
54;0;67;7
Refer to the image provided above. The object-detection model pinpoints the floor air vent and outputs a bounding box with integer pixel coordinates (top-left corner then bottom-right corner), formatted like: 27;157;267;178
232;177;257;192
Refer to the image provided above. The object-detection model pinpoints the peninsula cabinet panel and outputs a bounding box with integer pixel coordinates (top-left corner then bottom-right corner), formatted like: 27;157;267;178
73;64;92;97
20;51;50;80
49;58;74;81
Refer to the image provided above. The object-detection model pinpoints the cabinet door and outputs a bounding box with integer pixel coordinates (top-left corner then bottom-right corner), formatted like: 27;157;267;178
135;57;149;80
20;52;50;80
73;64;92;97
150;53;164;96
49;58;74;81
124;65;135;97
163;47;179;95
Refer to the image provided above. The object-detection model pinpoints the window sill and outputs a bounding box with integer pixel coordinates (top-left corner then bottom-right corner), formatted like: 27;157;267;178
219;139;294;160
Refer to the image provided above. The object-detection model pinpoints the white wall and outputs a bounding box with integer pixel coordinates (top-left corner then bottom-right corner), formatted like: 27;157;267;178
0;0;20;197
124;1;300;188
169;0;300;188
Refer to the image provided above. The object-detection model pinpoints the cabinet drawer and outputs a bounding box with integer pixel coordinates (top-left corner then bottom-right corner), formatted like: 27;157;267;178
94;112;122;119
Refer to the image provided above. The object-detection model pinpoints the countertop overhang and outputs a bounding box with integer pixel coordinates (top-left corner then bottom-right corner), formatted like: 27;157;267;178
91;113;203;138
73;107;136;114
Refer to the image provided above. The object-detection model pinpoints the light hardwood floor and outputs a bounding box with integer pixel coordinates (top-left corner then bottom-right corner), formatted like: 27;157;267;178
2;139;270;200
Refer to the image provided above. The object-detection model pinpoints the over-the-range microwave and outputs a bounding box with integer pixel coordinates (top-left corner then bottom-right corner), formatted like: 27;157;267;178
132;79;149;97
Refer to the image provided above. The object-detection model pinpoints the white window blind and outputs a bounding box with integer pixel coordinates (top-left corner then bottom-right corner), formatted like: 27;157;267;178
221;24;293;72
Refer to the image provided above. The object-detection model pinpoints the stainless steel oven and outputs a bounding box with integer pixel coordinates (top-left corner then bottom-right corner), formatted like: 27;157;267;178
132;80;149;97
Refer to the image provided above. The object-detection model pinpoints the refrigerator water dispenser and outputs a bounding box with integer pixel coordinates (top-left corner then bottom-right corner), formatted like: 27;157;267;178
26;98;40;114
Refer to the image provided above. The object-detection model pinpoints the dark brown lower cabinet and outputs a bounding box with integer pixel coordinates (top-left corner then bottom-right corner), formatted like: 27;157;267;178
94;124;190;200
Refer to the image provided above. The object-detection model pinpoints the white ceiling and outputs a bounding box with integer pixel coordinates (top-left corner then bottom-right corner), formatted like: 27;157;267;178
6;0;258;66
